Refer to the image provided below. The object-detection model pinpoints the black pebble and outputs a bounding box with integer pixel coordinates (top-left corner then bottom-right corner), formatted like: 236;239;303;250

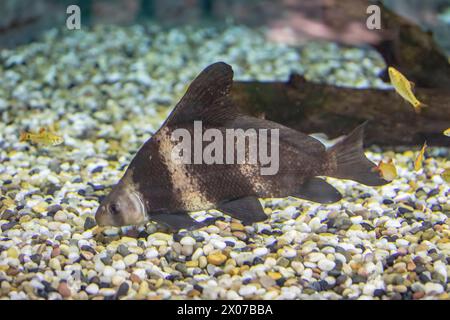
427;189;439;197
193;236;205;242
253;257;264;265
398;207;412;215
115;282;129;299
418;273;430;283
84;217;96;230
80;245;97;255
47;204;63;216
382;199;394;205
193;284;203;293
1;221;18;232
173;232;186;242
91;166;103;174
276;278;287;287
386;253;399;266
373;289;386;297
224;241;235;247
138;230;149;239
361;222;374;231
30;254;42;264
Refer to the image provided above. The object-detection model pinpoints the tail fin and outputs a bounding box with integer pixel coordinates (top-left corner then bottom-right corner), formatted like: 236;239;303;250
327;122;388;186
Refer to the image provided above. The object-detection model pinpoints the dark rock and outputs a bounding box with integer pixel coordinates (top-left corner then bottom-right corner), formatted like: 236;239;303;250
373;289;386;297
91;166;104;174
398;207;412;215
80;245;96;255
30;253;42;264
84;217;96;230
1;221;18;232
46;204;63;216
336;275;347;285
115;282;129;299
117;244;130;256
419;273;430;283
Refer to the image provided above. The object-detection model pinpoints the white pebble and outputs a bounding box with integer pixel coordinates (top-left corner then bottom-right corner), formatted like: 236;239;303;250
85;283;99;295
318;259;336;271
424;283;444;295
180;236;195;246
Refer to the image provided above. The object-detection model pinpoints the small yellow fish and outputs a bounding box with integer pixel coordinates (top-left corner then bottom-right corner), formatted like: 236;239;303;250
442;168;450;183
444;128;450;137
414;142;427;171
373;159;397;181
19;127;64;146
388;67;427;113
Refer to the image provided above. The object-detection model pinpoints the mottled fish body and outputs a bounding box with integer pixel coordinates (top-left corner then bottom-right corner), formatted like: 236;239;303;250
95;62;388;231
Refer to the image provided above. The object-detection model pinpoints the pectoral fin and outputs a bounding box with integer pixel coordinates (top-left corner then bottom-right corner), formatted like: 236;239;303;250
293;177;342;204
151;211;205;231
218;196;267;225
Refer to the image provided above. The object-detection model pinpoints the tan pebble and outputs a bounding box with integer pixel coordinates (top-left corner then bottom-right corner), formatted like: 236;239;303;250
438;292;449;300
49;258;62;270
51;247;61;258
81;251;94;260
138;281;149;296
130;273;141;283
215;220;229;230
230;222;245;231
32;202;48;214
407;261;416;271
186;260;198;268
58;282;71;298
187;289;201;297
413;291;425;299
267;271;282;280
207;252;227;266
199;256;207;268
7;247;19;259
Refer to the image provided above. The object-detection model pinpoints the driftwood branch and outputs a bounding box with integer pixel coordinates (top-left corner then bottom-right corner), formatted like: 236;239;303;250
232;75;450;147
231;1;450;146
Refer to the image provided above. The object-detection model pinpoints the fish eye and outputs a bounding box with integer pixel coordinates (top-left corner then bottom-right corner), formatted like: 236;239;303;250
109;203;120;216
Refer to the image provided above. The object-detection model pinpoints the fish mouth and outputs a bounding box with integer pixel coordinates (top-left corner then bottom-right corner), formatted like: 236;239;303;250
94;205;119;227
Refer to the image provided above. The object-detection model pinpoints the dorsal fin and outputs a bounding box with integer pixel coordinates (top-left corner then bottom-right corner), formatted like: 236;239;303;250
164;62;238;126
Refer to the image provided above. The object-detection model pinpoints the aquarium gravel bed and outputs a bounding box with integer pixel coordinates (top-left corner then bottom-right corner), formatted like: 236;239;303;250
0;24;449;300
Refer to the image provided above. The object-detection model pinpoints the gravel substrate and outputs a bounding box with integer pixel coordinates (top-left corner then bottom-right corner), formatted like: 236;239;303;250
0;24;449;300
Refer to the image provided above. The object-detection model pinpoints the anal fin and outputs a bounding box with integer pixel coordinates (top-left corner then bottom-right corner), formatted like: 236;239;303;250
293;177;342;204
217;196;267;225
151;211;205;231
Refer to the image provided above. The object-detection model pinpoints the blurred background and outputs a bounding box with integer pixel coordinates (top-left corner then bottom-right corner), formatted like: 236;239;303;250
1;0;450;54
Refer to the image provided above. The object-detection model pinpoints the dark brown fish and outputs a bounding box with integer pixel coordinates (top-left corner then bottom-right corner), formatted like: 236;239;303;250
95;62;388;230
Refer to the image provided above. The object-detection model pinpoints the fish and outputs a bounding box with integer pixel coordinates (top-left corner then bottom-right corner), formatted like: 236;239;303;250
414;142;427;171
373;159;397;181
444;128;450;137
388;66;427;113
95;62;389;231
19;127;64;146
